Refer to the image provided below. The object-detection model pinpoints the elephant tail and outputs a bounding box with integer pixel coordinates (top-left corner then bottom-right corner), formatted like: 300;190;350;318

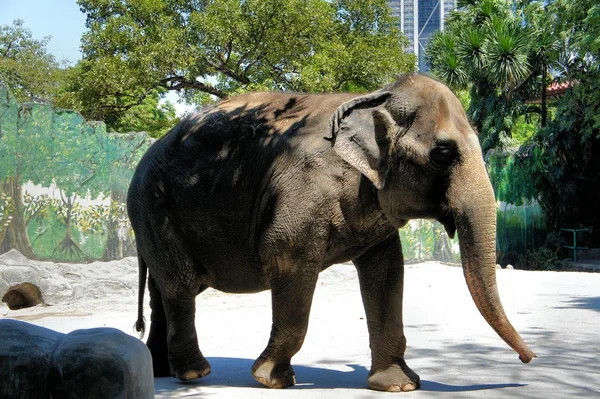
134;252;147;339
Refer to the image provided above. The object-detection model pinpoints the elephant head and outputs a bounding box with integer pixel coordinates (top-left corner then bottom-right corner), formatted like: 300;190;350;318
330;74;536;363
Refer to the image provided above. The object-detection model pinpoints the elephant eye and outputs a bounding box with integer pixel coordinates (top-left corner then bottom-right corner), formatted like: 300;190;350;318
430;140;458;168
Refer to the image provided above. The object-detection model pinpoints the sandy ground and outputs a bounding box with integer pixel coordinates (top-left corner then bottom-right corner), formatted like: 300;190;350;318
2;261;600;398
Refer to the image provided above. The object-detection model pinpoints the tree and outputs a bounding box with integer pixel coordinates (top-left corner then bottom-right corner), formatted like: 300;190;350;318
528;0;600;244
55;64;179;136
108;91;177;138
33;110;108;260
0;20;64;103
425;0;559;151
0;89;53;258
71;0;415;124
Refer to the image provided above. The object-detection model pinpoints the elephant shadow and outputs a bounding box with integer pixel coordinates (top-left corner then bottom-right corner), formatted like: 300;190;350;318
154;357;526;393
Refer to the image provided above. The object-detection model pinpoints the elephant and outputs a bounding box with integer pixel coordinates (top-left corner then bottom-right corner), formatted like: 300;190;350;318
127;73;535;392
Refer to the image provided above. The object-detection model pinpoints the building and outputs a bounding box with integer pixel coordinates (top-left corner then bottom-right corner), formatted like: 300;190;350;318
387;0;457;71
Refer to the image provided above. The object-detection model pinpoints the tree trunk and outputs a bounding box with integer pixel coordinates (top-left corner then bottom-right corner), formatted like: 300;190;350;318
433;229;454;262
52;194;84;260
541;62;547;128
102;189;129;260
0;177;35;259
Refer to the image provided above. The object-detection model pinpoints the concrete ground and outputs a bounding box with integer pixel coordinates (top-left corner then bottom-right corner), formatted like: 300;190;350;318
5;262;600;398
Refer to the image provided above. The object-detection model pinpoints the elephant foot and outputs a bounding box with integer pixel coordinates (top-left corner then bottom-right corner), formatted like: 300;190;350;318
368;362;421;392
251;357;296;389
171;356;212;381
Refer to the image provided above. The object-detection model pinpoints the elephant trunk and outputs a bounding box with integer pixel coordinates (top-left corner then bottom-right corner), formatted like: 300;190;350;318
448;138;536;363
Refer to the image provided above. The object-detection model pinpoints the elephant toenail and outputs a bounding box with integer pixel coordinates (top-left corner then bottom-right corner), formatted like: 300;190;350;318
182;370;200;380
386;384;402;392
402;383;417;391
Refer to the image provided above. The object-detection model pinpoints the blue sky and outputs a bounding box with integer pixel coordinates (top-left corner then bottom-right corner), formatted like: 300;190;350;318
1;0;86;64
0;0;191;115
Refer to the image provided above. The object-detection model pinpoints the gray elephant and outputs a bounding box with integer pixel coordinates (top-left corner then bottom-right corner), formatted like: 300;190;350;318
127;74;535;392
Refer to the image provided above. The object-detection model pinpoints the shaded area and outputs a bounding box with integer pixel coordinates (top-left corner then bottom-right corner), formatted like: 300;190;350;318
408;330;600;399
420;380;526;392
555;296;600;313
2;282;43;310
154;357;530;394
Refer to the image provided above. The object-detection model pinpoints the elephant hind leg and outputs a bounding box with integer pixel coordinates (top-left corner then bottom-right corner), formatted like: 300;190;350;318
252;270;319;389
163;293;211;380
147;273;210;380
146;274;170;377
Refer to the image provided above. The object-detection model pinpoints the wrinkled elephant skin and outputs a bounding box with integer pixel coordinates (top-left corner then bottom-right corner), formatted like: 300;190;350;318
127;74;535;391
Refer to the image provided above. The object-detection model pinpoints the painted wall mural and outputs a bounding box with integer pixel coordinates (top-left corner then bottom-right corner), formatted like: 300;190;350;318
0;84;153;262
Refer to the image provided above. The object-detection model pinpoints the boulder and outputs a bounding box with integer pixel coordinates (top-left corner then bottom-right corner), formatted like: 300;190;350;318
0;319;60;398
0;249;35;266
0;319;154;398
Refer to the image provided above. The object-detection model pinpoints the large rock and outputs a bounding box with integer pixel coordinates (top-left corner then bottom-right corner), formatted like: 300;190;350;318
0;249;35;266
0;319;154;398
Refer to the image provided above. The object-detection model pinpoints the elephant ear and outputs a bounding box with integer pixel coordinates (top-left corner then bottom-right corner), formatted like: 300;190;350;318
330;91;394;189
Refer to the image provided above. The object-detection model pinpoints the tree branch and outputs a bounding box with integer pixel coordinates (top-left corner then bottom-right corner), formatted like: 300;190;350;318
25;197;48;227
1;37;15;59
102;86;158;114
161;76;227;98
513;69;538;94
207;55;251;85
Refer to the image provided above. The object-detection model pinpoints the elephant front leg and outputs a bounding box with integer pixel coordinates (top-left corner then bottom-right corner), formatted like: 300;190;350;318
353;233;420;392
252;271;318;389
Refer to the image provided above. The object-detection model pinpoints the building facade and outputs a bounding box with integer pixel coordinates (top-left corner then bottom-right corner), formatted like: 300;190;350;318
387;0;457;71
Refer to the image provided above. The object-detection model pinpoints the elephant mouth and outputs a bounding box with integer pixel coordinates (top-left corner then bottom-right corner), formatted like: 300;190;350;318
437;211;457;239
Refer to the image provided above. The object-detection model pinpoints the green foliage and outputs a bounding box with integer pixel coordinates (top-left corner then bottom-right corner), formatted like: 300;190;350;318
56;68;179;137
518;230;565;271
487;150;548;260
399;220;460;263
530;87;600;232
27;210;106;261
78;203;108;236
526;0;600;242
487;151;537;206
109;90;178;138
0;191;14;233
295;0;415;93
521;246;562;271
455;89;471;113
0;20;64;103
71;0;415;125
22;192;52;228
511;115;539;145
